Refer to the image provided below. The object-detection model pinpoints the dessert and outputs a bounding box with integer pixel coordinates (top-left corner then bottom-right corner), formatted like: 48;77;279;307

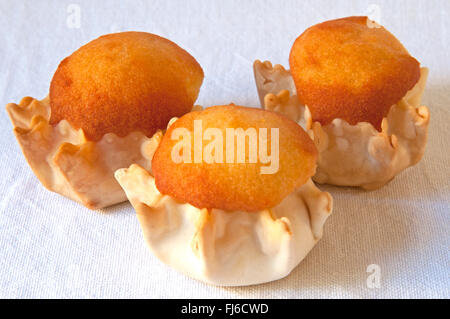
115;105;332;286
6;32;204;208
254;16;429;189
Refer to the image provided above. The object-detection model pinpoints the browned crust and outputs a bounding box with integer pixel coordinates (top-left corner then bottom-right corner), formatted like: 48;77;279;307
289;16;420;130
152;105;318;212
50;32;204;141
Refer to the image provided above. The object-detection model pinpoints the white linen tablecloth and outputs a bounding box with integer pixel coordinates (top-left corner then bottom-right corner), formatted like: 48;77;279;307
0;0;448;298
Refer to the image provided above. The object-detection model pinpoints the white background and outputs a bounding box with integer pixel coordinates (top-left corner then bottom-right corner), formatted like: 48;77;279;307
0;0;449;298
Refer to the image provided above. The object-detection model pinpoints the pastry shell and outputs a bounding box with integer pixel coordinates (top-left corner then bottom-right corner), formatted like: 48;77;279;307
6;96;162;209
115;163;332;286
254;60;430;189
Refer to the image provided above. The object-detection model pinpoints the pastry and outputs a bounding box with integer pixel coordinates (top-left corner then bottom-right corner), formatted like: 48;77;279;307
254;16;429;189
115;105;332;286
6;32;204;209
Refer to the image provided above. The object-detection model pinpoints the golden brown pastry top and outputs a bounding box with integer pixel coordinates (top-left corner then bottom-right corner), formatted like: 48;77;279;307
50;32;204;141
152;105;318;212
289;16;420;130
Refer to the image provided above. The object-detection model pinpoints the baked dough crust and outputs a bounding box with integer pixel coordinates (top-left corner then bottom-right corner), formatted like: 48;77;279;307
50;32;204;141
151;104;318;212
6;96;162;209
254;60;430;189
115;163;332;286
289;16;421;130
